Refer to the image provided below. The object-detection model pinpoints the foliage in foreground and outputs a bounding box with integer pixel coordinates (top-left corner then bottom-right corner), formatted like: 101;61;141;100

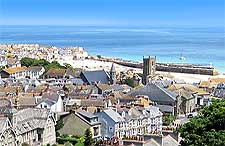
84;129;94;146
178;99;225;146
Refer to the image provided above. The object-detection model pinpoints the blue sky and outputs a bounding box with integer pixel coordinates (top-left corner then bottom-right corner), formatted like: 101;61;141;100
0;0;224;26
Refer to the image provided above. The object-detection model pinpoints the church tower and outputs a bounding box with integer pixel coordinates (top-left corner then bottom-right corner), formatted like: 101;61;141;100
142;56;156;85
110;63;116;84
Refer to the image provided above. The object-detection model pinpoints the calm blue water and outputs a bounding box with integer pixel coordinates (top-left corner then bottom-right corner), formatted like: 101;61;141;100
0;25;224;72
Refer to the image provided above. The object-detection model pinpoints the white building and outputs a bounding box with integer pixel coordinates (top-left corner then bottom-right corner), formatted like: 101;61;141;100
37;92;64;113
0;66;27;79
0;55;7;67
98;106;163;139
26;66;45;79
119;106;163;138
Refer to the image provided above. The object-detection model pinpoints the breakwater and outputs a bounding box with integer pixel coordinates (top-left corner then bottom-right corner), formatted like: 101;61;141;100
93;56;215;75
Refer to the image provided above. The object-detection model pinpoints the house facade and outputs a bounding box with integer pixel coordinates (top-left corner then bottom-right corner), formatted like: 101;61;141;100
96;107;162;140
0;117;18;146
58;111;101;139
0;67;27;79
37;93;64;113
0;106;56;146
26;66;45;79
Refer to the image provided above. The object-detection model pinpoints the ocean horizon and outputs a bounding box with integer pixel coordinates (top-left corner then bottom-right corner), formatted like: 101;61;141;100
0;25;224;72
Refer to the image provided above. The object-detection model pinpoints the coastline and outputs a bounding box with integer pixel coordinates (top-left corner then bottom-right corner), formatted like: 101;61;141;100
57;57;225;84
0;25;224;72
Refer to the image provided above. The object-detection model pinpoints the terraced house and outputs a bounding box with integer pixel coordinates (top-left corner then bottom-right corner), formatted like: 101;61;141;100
97;106;162;140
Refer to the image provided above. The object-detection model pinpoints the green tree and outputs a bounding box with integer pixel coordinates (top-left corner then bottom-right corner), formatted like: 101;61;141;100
163;113;175;126
178;99;225;146
75;137;85;146
20;57;65;71
124;78;134;87
20;57;36;67
63;63;74;70
55;119;64;131
84;129;93;146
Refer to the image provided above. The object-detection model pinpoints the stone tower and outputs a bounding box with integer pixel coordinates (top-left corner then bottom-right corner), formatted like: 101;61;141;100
142;56;156;85
110;63;116;84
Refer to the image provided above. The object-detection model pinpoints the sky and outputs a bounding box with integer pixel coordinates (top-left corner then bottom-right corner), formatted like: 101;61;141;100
0;0;224;26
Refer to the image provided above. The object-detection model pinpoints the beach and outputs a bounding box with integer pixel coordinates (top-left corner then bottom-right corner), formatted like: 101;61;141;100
58;57;225;84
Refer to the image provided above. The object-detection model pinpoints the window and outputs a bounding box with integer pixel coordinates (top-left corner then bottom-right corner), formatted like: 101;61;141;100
109;127;113;132
93;127;99;136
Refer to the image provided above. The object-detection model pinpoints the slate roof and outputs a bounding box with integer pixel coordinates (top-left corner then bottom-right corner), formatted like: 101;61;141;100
58;113;90;136
162;135;179;146
111;84;124;91
27;66;43;72
156;105;174;113
81;70;110;84
40;99;56;106
15;108;51;135
104;108;123;123
175;89;194;100
127;83;177;105
212;89;225;98
70;78;84;85
78;110;97;119
153;80;173;88
80;99;105;107
96;83;112;91
41;92;59;102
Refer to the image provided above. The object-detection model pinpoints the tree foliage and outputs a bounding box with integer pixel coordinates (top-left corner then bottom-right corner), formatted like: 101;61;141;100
178;99;225;146
84;129;94;146
75;137;85;146
163;113;175;126
20;57;64;71
55;119;64;131
124;78;135;87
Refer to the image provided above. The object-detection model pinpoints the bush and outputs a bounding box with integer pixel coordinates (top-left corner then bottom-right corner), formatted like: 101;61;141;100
84;129;94;146
57;136;78;145
162;113;175;126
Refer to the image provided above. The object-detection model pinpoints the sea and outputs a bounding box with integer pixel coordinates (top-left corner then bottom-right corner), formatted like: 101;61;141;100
0;25;224;72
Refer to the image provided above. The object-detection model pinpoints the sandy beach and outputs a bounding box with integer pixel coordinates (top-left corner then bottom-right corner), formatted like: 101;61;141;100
58;57;225;84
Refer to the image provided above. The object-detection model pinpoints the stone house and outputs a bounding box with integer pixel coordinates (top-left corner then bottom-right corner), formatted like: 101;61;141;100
58;110;101;139
0;100;56;146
